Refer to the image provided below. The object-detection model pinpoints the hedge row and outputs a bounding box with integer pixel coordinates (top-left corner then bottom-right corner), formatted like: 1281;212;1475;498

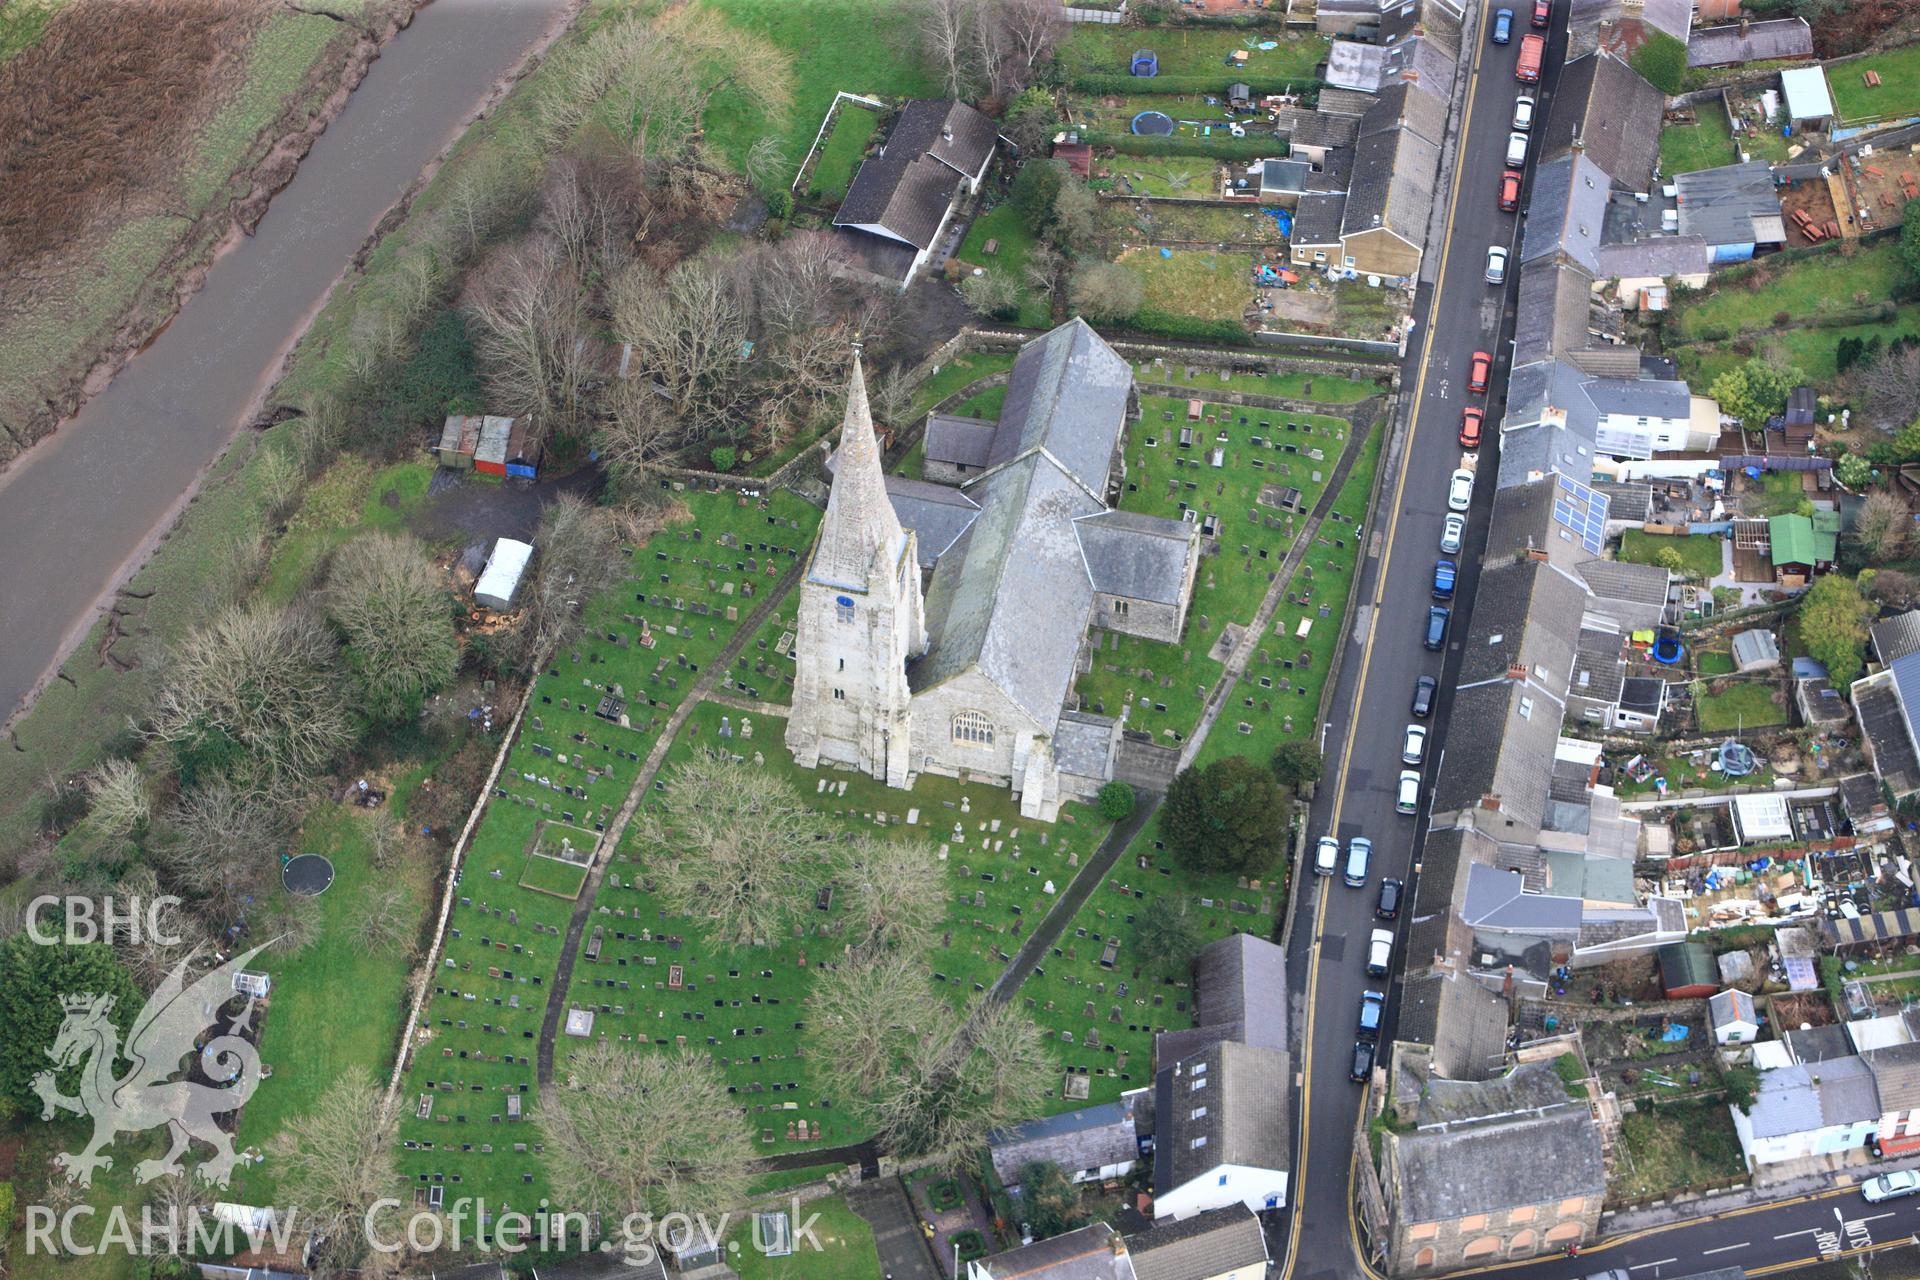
1068;72;1323;96
1082;130;1286;161
1124;310;1252;343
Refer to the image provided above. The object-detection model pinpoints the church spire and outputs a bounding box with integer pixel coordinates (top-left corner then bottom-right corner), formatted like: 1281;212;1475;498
810;353;907;591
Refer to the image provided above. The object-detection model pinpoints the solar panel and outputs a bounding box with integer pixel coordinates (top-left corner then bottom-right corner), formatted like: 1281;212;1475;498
1553;473;1609;555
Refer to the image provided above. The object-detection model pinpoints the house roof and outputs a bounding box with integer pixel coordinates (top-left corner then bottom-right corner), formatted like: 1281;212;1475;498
1343;120;1442;246
1514;261;1600;368
1396;968;1511;1080
1431;681;1563;833
1391;1075;1604;1221
1769;512;1836;566
835;100;997;247
1316;87;1380;117
924;414;999;469
1190;931;1289;1052
1291;191;1349;246
1540;53;1663;194
1866;1042;1920;1113
1151;1042;1291;1197
1687;17;1813;67
1746;1063;1825;1137
1675;161;1784;248
1291;110;1360;151
1075;510;1195;606
1359;80;1450;148
1461;863;1584;933
1573;627;1628;705
1521;153;1612;274
1818;1054;1883;1125
1595;235;1712;279
1455;556;1586;691
1125;1204;1268;1280
883;475;981;568
1782;65;1836;121
1585;375;1691;419
989;1099;1139;1187
1787;1024;1854;1064
1855;666;1920;796
1578;558;1669;608
1872;610;1920;665
975;1223;1136;1280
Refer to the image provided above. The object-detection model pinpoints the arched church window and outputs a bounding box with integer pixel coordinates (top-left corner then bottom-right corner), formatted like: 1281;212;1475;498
952;711;994;746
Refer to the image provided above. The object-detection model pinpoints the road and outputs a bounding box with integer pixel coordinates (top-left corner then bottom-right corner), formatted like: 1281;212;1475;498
1277;2;1564;1277
0;0;570;729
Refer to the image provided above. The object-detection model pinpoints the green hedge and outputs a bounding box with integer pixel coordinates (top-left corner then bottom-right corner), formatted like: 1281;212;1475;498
1069;72;1323;96
1083;130;1285;161
1123;310;1251;343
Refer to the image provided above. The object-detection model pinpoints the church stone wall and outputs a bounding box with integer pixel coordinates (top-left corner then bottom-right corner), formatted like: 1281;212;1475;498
907;670;1045;790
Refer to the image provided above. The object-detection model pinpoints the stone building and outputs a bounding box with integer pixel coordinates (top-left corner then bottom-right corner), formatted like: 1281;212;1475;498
788;321;1201;819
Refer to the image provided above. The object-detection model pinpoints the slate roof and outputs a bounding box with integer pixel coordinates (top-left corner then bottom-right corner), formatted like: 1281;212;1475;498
1125;1204;1268;1280
1076;510;1196;606
1865;1042;1920;1113
1325;39;1390;92
1455;557;1586;691
1521;153;1611;274
989;318;1132;495
1151;1042;1292;1197
1316;87;1380;117
836;101;996;248
1055;711;1117;780
1573;627;1628;705
1192;932;1288;1052
1786;1024;1854;1065
975;1223;1136;1280
1391;1074;1604;1221
1396;969;1511;1080
1594;236;1712;279
1578;558;1670;607
1432;681;1561;833
882;475;981;568
1406;828;1473;968
1872;610;1920;664
1819;1055;1883;1125
1291;191;1349;245
1688;17;1814;67
1586;376;1691;419
924;414;999;469
1857;666;1920;795
1485;475;1576;566
1342;126;1441;245
1291;110;1360;151
1514;262;1599;369
1461;863;1584;934
1359;80;1449;147
989;1099;1139;1187
1675;161;1784;248
1539;54;1663;194
1595;481;1653;522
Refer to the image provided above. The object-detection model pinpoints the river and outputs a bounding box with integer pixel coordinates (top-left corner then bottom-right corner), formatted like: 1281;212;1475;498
0;0;571;726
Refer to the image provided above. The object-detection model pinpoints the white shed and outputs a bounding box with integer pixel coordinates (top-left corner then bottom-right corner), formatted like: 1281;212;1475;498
1781;67;1834;130
1710;989;1760;1044
474;537;534;611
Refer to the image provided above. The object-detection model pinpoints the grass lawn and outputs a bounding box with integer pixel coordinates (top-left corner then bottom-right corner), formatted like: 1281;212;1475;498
1058;25;1328;82
806;100;881;202
1110;155;1221;198
1696;648;1736;676
955;205;1051;328
1132;360;1380;404
1611;1102;1747;1201
1659;97;1735;177
1100;198;1285;248
0;0;69;62
1747;468;1811;518
1617;748;1774;797
1193;421;1382;770
1828;43;1920;124
725;1192;882;1279
263;458;438;601
1120;248;1252;326
1076;394;1354;745
1674;308;1920;387
1672;240;1914;343
911;350;1019;421
1617;530;1723;581
1696;680;1788;732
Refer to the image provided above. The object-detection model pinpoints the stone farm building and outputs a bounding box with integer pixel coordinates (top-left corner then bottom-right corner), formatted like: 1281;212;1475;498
788;320;1201;819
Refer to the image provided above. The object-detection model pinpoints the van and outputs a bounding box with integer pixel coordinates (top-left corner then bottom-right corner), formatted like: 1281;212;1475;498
1314;835;1340;877
1517;32;1545;82
1344;836;1372;888
1366;928;1394;976
1506;131;1529;167
1396;769;1421;815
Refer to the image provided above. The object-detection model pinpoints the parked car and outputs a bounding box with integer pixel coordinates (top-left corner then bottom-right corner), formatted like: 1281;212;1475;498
1366;927;1394;976
1468;350;1493;392
1396;768;1421;815
1432;558;1456;601
1411;674;1437;718
1314;835;1340;877
1863;1171;1920;1203
1499;168;1523;212
1532;0;1551;26
1377;877;1403;919
1358;990;1386;1041
1459;406;1483;449
1403;723;1429;765
1345;836;1373;888
1350;1039;1376;1082
1492;6;1513;42
1513;95;1536;131
1440;512;1466;555
1506;130;1529;167
1447;468;1474;511
1485;244;1509;284
1424;605;1450;652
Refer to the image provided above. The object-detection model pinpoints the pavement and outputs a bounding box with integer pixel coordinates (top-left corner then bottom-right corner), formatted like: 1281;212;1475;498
847;1178;942;1280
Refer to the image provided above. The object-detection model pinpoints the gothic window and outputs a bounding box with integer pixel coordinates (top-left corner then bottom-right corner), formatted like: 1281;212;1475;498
832;688;845;701
952;711;994;746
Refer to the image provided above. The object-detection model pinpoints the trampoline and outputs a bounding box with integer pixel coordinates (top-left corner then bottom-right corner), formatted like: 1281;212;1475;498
1652;635;1685;664
1131;111;1175;136
282;853;336;897
1131;49;1158;77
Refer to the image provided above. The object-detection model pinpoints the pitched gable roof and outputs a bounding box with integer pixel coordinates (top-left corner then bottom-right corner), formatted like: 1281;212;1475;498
988;318;1132;494
1539;53;1663;194
834;100;998;248
1125;1205;1268;1280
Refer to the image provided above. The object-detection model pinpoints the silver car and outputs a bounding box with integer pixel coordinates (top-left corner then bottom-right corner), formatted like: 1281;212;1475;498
1440;512;1466;554
1485;244;1509;284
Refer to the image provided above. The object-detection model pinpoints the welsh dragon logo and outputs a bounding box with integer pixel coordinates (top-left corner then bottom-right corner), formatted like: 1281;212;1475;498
33;944;270;1188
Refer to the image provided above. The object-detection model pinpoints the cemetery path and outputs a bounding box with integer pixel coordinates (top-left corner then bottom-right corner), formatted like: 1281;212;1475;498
1179;402;1378;772
534;554;810;1102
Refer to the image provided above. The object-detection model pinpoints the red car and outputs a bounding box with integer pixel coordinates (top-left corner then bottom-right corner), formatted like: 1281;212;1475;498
1499;169;1523;212
1468;351;1493;393
1531;0;1551;26
1459;407;1484;449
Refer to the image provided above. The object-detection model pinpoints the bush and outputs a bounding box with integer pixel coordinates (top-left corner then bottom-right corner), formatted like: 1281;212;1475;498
1161;756;1292;876
1097;780;1136;820
1127;311;1250;343
1068;72;1320;96
1015;1160;1090;1240
1081;130;1285;161
709;445;738;473
765;189;792;220
1631;31;1688;93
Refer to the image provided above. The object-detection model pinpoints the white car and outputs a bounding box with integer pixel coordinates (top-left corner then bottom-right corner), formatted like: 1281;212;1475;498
1396;769;1421;815
1506;130;1529;166
1863;1170;1920;1203
1485;244;1509;284
1447;468;1475;512
1513;94;1535;131
1402;724;1428;765
1366;927;1394;976
1440;511;1466;554
1314;835;1340;877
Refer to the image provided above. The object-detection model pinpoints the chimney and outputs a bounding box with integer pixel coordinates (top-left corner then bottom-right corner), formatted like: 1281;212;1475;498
1526;547;1549;562
1502;964;1516;998
1481;794;1504;811
1507;662;1529;680
942;125;954;143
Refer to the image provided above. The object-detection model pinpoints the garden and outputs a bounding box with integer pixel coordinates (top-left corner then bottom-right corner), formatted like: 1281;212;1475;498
1695;680;1788;732
1618;530;1725;581
1827;43;1920;125
1120;247;1255;329
1610;1101;1747;1203
803;98;883;203
1056;24;1329;88
1658;96;1735;178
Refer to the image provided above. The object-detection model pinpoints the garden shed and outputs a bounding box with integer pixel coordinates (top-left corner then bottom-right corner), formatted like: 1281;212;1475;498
474;537;534;612
1731;628;1780;672
1709;988;1759;1044
1657;942;1720;998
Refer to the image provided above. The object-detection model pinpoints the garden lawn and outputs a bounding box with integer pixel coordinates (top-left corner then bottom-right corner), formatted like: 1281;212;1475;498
1100;198;1285;247
1671;240;1913;343
1111;155;1221;198
1193;422;1382;769
1828;43;1920;125
1076;394;1356;746
1696;648;1736;676
1120;247;1253;326
807;100;881;202
1617;530;1723;581
725;1192;882;1280
1058;25;1328;83
1696;680;1787;732
1611;1102;1746;1202
1658;98;1735;176
955;205;1051;328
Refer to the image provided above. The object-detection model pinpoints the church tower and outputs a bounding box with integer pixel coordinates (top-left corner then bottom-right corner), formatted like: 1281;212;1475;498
787;355;925;787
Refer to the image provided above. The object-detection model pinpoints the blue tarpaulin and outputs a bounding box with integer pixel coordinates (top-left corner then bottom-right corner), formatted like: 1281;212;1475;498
1661;1024;1690;1042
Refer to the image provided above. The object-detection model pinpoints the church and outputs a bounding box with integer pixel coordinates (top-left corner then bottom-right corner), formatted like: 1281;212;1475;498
787;320;1202;820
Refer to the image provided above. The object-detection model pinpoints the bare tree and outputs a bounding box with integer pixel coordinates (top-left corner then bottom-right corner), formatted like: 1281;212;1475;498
1870;567;1920;609
871;368;917;432
596;377;692;490
524;493;623;660
468;236;592;438
325;532;461;725
609;256;751;438
261;892;323;956
113;868;212;993
355;888;415;955
270;1071;399;1274
1069;261;1144;322
150;604;353;785
1852;491;1911;561
839;834;945;955
256;444;303;525
959;268;1021;318
1851;344;1920;432
632;752;831;947
84;758;150;841
545;1041;756;1220
993;0;1063;92
916;0;979;99
744;135;790;194
809;950;940;1095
